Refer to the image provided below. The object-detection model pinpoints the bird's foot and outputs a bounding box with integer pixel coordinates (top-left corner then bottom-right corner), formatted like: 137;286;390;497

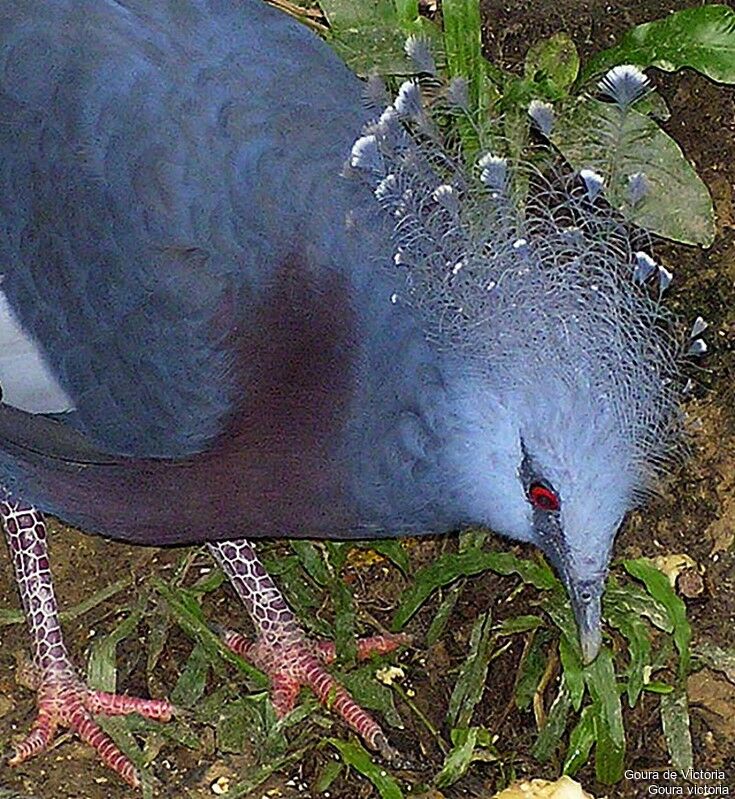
10;664;174;788
223;629;410;760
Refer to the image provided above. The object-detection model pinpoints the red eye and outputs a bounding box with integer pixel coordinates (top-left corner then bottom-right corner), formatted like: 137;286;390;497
529;483;560;512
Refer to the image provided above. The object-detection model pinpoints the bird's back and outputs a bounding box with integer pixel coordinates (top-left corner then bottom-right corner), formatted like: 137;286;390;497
0;0;369;458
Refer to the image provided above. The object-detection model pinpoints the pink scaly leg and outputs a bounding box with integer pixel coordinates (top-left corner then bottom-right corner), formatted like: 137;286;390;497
207;539;408;759
1;497;174;788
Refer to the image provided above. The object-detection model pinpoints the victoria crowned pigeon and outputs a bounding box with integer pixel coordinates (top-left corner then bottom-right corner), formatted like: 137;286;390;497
0;0;690;787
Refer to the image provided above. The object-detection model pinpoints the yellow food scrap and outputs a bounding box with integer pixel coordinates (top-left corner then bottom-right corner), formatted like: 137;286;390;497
492;776;595;799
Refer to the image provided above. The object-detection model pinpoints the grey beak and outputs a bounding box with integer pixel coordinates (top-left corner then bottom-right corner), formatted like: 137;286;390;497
569;579;603;664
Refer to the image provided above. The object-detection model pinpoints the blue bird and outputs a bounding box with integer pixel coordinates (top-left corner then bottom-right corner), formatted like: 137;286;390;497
0;0;686;787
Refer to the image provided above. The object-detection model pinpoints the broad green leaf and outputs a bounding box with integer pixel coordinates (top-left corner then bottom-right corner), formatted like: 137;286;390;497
525;33;580;91
447;611;493;729
550;97;715;245
605;575;673;633
660;689;693;772
623;559;692;682
584;5;735;84
329;738;404;799
563;705;596;776
585;647;625;784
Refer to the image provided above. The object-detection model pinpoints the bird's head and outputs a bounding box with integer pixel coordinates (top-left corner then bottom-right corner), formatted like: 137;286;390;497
348;67;691;663
449;375;646;663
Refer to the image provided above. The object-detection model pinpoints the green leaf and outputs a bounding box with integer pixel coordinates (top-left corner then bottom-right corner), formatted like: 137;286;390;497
426;581;464;645
358;540;409;575
290;540;331;587
540;594;581;660
559;635;585;712
170;643;210;708
227;747;310;798
585;5;735;84
217;698;258;754
623;559;692;683
0;575;132;628
660;689;694;772
315;759;344;793
393;549;557;630
532;683;572;762
515;629;551;711
550;96;715;245
604;599;651;707
605;575;673;633
447;611;493;729
86;599;146;692
331;577;358;666
497;615;544;636
329;738;404;799
525;33;580;90
435;727;498;788
340;664;404;729
585;647;625;784
153;578;268;686
320;0;439;76
563;705;596;776
643;680;674;694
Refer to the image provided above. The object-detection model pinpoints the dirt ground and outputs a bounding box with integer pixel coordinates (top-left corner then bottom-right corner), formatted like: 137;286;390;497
1;1;734;798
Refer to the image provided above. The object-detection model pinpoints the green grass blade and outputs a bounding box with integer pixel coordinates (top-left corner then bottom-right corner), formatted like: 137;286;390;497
660;689;694;772
86;599;146;692
563;704;596;776
393;550;557;630
447;611;493;729
153;578;268;686
171;643;211;708
532;682;572;762
329;738;404;799
435;729;479;788
559;635;585;711
585;647;625;784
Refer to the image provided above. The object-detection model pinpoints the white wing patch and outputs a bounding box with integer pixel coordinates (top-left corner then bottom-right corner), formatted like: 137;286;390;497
0;287;75;414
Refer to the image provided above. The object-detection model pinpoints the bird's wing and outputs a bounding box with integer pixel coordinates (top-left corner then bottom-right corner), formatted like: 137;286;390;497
0;0;366;458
